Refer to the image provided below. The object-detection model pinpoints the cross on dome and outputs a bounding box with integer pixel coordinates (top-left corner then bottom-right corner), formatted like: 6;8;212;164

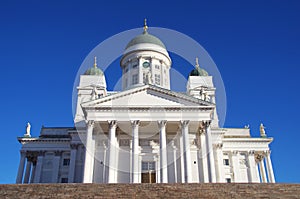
143;18;148;33
94;56;97;68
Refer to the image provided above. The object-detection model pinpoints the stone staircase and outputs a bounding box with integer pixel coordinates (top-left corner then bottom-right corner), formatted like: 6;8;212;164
1;183;300;199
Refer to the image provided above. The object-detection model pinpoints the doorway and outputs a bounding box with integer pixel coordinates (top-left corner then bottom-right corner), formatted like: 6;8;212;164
141;161;156;183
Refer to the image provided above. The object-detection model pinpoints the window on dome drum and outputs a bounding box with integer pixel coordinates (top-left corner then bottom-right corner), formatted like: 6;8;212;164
132;63;138;69
155;74;160;85
155;65;160;69
61;178;68;183
132;74;138;85
124;66;129;73
223;159;230;166
63;158;70;166
226;178;231;183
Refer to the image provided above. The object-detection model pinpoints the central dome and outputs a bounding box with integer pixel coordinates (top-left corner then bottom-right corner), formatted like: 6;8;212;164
125;32;166;49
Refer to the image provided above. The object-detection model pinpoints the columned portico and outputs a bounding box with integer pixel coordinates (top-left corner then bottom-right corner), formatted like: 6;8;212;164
83;120;95;183
131;120;140;183
108;120;117;183
158;120;168;183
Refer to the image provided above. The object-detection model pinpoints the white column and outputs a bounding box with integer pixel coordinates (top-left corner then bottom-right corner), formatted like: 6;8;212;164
158;120;168;183
68;144;77;183
16;151;26;183
179;132;185;183
34;153;44;183
259;156;267;183
108;120;117;183
30;161;36;183
83;120;94;183
200;131;209;183
181;120;192;183
265;151;275;183
52;151;61;183
205;122;216;182
23;157;32;184
215;144;225;182
131;120;140;183
172;141;178;183
247;150;260;183
231;151;240;182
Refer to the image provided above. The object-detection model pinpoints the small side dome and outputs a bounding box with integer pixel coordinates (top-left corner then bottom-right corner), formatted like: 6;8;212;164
189;57;208;76
84;57;103;76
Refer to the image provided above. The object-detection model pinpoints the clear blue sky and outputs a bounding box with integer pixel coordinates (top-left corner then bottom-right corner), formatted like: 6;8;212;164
0;0;299;183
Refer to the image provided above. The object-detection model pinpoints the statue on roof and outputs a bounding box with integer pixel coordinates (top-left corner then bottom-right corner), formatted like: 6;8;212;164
24;122;31;137
260;123;266;137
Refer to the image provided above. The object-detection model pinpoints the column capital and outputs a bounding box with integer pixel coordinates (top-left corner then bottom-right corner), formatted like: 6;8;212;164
131;120;140;127
232;150;239;155
248;150;256;155
180;120;189;128
264;150;271;155
213;143;223;149
157;120;167;128
70;144;79;150
54;151;62;156
108;120;117;128
255;153;264;162
86;120;95;127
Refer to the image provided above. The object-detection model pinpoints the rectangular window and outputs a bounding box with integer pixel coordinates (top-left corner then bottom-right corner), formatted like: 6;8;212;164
223;159;230;166
143;73;147;84
61;178;68;183
226;178;231;183
63;158;70;166
132;74;138;85
155;74;160;85
142;161;156;171
155;65;160;69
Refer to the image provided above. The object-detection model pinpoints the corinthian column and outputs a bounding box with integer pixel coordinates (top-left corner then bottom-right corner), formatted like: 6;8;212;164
16;151;26;183
181;120;192;182
205;121;216;182
131;120;140;183
83;120;95;183
247;150;259;183
108;120;117;183
158;120;168;183
265;150;275;183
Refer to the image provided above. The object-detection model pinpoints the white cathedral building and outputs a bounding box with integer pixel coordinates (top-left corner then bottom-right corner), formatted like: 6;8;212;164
16;22;275;184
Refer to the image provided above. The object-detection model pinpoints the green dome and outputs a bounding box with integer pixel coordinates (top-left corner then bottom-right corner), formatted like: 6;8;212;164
84;57;103;76
126;32;166;49
84;67;103;76
189;67;208;76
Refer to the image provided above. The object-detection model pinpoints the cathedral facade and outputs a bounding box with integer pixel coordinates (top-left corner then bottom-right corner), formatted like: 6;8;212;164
16;22;275;184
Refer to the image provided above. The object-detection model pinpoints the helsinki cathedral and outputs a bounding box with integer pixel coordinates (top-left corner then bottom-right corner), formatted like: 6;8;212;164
16;21;275;184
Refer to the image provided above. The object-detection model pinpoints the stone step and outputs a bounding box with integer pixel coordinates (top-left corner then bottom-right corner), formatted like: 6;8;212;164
1;183;300;199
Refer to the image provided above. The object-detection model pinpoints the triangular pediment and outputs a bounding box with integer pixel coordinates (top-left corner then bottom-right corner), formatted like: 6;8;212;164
81;85;214;108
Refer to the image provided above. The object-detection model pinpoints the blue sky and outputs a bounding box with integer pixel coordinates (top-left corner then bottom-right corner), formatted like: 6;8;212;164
0;0;299;183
